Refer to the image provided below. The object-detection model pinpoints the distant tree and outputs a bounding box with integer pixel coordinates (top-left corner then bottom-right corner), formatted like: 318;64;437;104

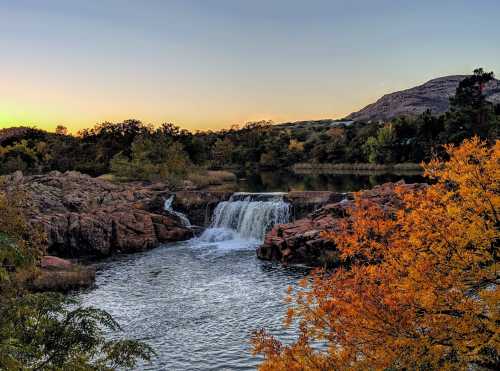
211;138;235;167
364;124;396;163
111;136;191;183
55;125;68;136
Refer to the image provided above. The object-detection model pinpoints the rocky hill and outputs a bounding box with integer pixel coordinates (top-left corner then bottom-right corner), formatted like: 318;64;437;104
346;75;500;122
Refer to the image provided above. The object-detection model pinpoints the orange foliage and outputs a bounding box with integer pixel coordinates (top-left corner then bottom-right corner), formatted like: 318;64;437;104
252;137;499;370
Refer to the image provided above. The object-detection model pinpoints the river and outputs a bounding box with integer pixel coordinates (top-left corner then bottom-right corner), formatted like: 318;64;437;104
76;193;307;370
76;174;423;370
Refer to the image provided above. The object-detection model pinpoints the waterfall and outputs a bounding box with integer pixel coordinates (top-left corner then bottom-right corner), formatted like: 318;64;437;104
164;196;191;227
200;193;290;243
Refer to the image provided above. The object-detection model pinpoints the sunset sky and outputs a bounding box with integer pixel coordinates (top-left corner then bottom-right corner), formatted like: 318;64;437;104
1;0;499;133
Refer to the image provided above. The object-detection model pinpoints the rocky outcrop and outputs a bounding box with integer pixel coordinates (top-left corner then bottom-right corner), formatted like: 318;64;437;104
0;171;193;257
285;191;348;220
346;75;500;122
257;181;427;266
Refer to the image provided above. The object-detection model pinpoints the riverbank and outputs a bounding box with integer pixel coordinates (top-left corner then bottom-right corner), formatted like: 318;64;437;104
292;162;422;174
0;170;194;258
1;169;428;291
257;181;427;266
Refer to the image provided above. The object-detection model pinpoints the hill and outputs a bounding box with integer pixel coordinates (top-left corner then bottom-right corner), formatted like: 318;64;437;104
346;75;500;122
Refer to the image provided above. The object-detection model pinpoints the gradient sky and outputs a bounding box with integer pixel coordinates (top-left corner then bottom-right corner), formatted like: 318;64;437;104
1;0;500;133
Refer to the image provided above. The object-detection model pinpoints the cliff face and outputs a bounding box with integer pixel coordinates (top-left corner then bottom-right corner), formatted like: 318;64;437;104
346;75;500;122
0;171;193;258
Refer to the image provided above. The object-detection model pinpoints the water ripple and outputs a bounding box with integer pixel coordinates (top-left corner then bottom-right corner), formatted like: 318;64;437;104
75;240;309;370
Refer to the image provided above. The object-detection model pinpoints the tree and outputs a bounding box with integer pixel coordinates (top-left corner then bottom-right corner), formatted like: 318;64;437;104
451;68;494;109
0;191;154;369
211;138;234;167
55;125;68;136
364;124;397;163
446;68;497;141
110;135;191;183
253;137;499;370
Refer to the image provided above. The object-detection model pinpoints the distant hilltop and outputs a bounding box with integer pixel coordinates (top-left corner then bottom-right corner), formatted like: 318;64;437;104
346;75;500;122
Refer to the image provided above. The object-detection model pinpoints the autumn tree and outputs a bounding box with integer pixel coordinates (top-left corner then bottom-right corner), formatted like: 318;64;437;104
253;137;499;370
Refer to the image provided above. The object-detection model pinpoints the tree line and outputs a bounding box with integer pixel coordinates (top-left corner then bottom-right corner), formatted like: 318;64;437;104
0;68;498;181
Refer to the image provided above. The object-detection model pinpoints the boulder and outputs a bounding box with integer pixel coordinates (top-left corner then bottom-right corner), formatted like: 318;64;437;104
34;255;96;292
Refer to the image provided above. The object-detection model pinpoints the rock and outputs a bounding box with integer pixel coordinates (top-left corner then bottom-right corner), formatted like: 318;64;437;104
33;255;96;292
41;255;73;270
1;171;194;258
257;181;427;266
346;75;500;122
285;191;347;219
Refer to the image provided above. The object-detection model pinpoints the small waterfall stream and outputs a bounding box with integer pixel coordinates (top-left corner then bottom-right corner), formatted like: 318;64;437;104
164;196;191;227
200;193;290;243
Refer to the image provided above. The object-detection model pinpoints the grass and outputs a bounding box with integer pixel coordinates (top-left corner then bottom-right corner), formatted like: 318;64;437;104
32;266;95;292
187;170;237;189
292;162;422;175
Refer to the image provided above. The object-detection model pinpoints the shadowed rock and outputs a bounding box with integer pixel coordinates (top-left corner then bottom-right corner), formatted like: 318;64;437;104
257;181;427;266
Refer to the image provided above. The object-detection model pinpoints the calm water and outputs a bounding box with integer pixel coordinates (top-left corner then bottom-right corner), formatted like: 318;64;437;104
236;170;425;193
77;237;308;370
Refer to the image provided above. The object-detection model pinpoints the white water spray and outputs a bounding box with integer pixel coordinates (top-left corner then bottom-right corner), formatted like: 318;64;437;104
200;193;290;243
164;196;191;227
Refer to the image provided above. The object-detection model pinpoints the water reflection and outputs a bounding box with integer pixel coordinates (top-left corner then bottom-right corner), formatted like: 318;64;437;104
236;170;426;193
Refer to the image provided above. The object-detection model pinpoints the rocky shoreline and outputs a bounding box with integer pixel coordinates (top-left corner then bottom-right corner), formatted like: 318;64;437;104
1;170;428;289
1;170;194;258
257;181;427;266
1;170;196;291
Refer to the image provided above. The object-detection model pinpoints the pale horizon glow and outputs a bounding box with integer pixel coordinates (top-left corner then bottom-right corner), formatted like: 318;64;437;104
1;0;500;133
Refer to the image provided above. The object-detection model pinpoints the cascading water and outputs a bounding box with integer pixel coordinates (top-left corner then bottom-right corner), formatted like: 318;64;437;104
164;196;191;227
200;193;290;243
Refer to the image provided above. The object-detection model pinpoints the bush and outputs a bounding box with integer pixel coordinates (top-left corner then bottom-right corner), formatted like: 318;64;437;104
111;136;192;183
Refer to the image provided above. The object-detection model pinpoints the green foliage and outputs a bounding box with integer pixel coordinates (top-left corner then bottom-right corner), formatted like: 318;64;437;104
1;69;498;175
0;190;154;370
110;136;191;183
0;293;154;370
364;124;397;163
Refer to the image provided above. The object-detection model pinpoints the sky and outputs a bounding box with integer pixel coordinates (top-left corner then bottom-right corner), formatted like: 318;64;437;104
1;0;499;133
